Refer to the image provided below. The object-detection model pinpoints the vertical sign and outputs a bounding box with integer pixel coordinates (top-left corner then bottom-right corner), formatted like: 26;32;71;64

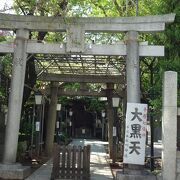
123;103;148;165
56;121;60;129
36;121;40;131
82;129;85;134
113;126;117;136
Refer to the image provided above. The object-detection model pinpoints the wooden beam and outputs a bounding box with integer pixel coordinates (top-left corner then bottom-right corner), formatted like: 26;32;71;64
38;73;124;84
0;13;175;32
44;88;124;97
0;42;164;56
58;88;106;97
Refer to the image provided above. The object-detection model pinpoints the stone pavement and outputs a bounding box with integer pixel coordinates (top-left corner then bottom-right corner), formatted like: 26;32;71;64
71;139;113;180
25;140;162;180
146;142;162;157
25;139;114;180
25;159;52;180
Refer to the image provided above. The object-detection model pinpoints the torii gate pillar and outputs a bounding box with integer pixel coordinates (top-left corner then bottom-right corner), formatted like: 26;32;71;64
126;31;140;103
125;30;145;172
116;32;157;180
3;29;29;163
0;29;31;179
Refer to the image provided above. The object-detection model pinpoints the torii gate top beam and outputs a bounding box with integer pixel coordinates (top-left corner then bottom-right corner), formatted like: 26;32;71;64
38;73;124;84
0;13;175;32
0;13;175;77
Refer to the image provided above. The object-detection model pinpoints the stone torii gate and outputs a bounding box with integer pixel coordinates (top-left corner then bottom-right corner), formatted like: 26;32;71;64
0;13;175;179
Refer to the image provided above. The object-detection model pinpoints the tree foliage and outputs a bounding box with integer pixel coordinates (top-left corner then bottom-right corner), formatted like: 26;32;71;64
11;0;69;113
0;32;13;105
140;0;180;111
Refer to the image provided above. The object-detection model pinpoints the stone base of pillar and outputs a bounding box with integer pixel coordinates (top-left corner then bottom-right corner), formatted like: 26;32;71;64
116;170;156;180
0;163;31;179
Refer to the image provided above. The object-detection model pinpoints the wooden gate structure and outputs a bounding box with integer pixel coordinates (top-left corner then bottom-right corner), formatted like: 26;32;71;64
51;145;90;180
0;12;175;179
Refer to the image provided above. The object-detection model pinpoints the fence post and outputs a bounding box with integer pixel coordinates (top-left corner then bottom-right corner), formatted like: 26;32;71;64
87;145;91;177
77;146;82;178
72;145;76;178
52;144;60;179
51;145;91;179
66;146;71;179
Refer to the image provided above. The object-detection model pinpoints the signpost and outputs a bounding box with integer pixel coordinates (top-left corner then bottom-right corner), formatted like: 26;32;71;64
123;103;148;165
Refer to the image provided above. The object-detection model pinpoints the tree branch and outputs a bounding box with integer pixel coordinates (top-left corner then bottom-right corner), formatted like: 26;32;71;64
113;0;122;15
96;4;108;17
16;0;27;15
91;1;108;17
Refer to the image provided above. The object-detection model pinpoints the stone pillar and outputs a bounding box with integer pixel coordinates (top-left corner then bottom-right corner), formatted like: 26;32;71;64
126;31;140;103
106;83;114;159
162;71;177;180
3;29;29;163
45;82;58;156
126;31;141;171
116;31;157;180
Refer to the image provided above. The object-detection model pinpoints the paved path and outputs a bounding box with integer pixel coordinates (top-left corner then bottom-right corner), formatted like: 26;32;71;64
71;139;113;180
26;139;113;180
146;142;162;157
26;159;52;180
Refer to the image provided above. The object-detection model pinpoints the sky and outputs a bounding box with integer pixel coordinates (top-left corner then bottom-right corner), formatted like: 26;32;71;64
0;0;13;13
0;0;14;35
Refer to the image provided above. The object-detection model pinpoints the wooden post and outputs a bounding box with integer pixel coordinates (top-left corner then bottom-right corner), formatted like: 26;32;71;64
72;145;76;178
45;82;58;156
106;83;114;159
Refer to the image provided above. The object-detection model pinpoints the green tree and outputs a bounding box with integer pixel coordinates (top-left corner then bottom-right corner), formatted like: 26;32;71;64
161;0;180;106
138;0;180;126
12;0;69;111
0;32;13;105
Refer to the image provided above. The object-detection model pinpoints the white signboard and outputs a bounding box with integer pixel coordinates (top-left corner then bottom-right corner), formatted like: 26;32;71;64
82;129;85;134
123;103;148;165
113;126;117;136
56;121;60;128
36;121;40;131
